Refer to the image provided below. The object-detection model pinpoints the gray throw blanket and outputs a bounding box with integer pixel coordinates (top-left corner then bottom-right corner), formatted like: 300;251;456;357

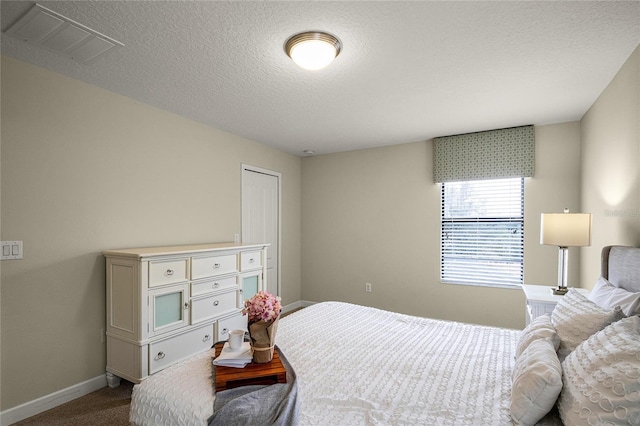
208;347;299;426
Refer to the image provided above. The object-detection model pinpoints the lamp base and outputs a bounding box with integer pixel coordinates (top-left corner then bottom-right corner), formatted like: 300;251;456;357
551;286;569;296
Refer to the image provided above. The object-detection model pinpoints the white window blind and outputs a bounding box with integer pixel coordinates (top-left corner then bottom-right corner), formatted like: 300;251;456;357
441;178;524;287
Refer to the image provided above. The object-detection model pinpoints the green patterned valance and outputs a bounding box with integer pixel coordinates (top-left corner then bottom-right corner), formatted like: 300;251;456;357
433;125;535;183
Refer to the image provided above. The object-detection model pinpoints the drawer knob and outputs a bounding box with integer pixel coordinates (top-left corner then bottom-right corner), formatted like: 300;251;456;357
203;334;211;342
213;300;219;306
221;328;228;335
184;302;189;310
249;258;255;263
214;263;221;269
166;269;174;276
155;351;166;360
213;282;220;288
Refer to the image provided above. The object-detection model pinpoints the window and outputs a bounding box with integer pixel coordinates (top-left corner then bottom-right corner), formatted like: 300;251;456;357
441;178;524;287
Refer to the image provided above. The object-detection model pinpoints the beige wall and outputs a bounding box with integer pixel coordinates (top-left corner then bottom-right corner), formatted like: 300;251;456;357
301;122;582;329
0;56;301;410
581;45;640;285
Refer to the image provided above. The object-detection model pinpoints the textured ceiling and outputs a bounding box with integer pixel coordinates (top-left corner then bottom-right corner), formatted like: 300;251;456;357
1;1;639;156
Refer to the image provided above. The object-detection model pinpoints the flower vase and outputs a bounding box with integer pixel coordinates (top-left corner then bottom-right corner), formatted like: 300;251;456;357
248;315;280;363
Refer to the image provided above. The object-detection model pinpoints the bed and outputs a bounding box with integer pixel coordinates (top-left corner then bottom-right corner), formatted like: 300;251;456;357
130;245;640;425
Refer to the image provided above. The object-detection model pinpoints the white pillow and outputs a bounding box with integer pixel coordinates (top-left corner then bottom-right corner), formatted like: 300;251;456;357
551;288;624;361
589;276;640;316
516;314;560;358
558;315;640;426
510;338;563;426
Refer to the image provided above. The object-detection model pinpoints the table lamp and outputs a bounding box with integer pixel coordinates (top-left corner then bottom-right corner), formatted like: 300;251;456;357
540;209;592;295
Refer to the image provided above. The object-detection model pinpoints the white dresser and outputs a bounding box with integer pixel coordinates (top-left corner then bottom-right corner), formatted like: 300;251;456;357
103;242;268;387
522;284;590;325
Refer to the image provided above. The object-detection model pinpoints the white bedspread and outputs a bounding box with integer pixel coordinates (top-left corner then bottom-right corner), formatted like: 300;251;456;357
130;301;525;425
130;348;216;426
277;301;519;425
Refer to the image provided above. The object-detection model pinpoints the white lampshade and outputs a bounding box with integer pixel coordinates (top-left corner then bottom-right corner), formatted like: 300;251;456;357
285;31;341;71
540;212;592;247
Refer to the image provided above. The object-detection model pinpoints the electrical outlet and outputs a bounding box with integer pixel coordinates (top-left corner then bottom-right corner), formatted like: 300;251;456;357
365;282;372;292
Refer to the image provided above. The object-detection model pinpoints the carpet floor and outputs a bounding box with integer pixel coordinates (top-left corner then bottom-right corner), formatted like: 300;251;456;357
14;381;133;425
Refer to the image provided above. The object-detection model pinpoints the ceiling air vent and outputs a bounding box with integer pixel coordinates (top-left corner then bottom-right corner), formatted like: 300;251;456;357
4;3;124;65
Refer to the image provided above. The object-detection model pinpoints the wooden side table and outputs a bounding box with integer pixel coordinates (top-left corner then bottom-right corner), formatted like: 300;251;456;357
214;342;287;392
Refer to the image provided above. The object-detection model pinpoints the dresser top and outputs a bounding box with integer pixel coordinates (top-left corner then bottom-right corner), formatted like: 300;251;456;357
103;242;268;258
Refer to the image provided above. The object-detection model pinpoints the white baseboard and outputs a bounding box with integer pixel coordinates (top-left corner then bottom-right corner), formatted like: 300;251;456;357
0;374;107;426
282;299;315;314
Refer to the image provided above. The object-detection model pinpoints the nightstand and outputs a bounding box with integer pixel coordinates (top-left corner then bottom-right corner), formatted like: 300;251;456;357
522;284;590;325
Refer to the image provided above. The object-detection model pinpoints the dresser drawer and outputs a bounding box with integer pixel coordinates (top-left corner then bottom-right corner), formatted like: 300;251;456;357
148;324;214;374
191;290;237;324
149;259;189;287
191;254;237;280
240;251;262;271
191;276;237;297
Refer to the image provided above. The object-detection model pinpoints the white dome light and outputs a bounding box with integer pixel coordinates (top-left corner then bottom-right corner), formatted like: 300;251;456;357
285;31;342;71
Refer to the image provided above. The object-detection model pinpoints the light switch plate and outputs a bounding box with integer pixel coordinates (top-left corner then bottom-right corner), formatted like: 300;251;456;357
1;241;23;260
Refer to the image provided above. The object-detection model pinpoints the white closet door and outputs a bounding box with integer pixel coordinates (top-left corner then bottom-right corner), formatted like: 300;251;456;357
241;165;280;297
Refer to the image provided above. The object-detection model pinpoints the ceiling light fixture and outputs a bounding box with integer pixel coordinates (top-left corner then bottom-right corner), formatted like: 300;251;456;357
285;31;341;71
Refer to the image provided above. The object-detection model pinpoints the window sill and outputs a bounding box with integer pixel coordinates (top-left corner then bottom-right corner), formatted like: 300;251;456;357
441;281;522;290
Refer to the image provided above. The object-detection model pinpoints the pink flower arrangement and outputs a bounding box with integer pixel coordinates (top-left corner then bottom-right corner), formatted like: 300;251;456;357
242;291;282;323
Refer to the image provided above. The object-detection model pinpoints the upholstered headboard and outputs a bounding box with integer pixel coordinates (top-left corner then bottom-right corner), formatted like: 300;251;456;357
601;245;640;293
